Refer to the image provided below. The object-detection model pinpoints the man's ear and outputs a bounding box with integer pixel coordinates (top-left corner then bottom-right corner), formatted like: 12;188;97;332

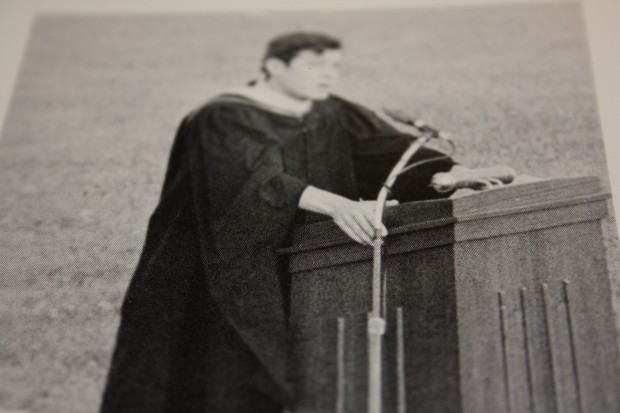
264;57;287;77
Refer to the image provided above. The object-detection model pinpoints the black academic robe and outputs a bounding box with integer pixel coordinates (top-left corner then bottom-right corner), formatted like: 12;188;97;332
99;95;455;413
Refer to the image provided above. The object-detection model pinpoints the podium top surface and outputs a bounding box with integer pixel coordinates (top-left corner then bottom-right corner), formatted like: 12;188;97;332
283;176;610;255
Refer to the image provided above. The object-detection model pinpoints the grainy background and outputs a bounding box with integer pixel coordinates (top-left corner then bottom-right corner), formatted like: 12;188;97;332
0;3;617;412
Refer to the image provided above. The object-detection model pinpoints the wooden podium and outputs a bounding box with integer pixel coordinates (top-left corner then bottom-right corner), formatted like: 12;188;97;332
283;177;620;413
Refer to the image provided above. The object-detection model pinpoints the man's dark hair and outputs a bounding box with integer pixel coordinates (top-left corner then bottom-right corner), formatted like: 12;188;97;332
261;32;342;77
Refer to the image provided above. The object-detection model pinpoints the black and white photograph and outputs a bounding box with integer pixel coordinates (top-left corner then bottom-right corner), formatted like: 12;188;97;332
0;1;619;412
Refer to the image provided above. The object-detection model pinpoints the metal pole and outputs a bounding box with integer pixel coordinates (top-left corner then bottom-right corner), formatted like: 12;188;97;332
396;307;407;413
541;283;560;413
562;280;584;413
337;317;346;413
519;287;537;413
498;291;512;413
368;135;433;413
367;312;385;413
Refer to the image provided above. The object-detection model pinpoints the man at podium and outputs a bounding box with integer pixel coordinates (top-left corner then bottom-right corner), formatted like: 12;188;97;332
101;32;462;413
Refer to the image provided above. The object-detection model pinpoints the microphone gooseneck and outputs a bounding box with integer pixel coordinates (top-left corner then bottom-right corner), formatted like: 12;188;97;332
383;107;448;139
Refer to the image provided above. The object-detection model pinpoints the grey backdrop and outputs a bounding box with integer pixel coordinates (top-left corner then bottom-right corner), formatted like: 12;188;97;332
0;2;617;412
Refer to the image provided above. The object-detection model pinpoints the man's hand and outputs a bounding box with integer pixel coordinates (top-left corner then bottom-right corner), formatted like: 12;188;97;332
330;199;398;245
298;186;398;245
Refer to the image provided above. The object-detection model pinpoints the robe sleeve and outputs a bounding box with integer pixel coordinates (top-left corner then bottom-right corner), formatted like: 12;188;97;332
336;97;457;201
187;103;307;264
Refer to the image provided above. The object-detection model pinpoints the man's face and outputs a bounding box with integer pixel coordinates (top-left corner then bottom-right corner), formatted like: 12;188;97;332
267;49;343;101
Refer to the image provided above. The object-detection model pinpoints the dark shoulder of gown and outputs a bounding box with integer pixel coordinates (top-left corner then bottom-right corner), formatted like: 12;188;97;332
321;95;457;202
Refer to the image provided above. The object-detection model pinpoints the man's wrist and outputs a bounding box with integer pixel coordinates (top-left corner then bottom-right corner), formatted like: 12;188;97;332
298;186;352;217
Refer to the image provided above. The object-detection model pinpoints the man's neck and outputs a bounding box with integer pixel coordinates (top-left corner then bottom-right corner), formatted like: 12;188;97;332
228;79;313;117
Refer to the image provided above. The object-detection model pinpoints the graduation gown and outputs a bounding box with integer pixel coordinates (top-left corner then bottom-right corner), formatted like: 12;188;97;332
99;94;455;413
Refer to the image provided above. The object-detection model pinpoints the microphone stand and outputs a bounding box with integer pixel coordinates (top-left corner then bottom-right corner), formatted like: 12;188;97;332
367;114;445;413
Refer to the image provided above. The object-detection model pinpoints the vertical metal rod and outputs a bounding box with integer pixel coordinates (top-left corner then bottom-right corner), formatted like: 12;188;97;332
382;261;387;319
372;236;383;318
337;317;346;413
396;307;407;413
368;235;385;413
562;280;584;413
520;288;537;413
368;313;384;413
541;283;560;413
498;291;512;413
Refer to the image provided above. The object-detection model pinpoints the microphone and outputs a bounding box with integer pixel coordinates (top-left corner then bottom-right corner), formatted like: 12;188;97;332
430;166;516;193
383;108;447;138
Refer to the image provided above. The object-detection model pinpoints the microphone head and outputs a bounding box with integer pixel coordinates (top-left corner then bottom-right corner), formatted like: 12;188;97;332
383;107;444;138
383;107;419;127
